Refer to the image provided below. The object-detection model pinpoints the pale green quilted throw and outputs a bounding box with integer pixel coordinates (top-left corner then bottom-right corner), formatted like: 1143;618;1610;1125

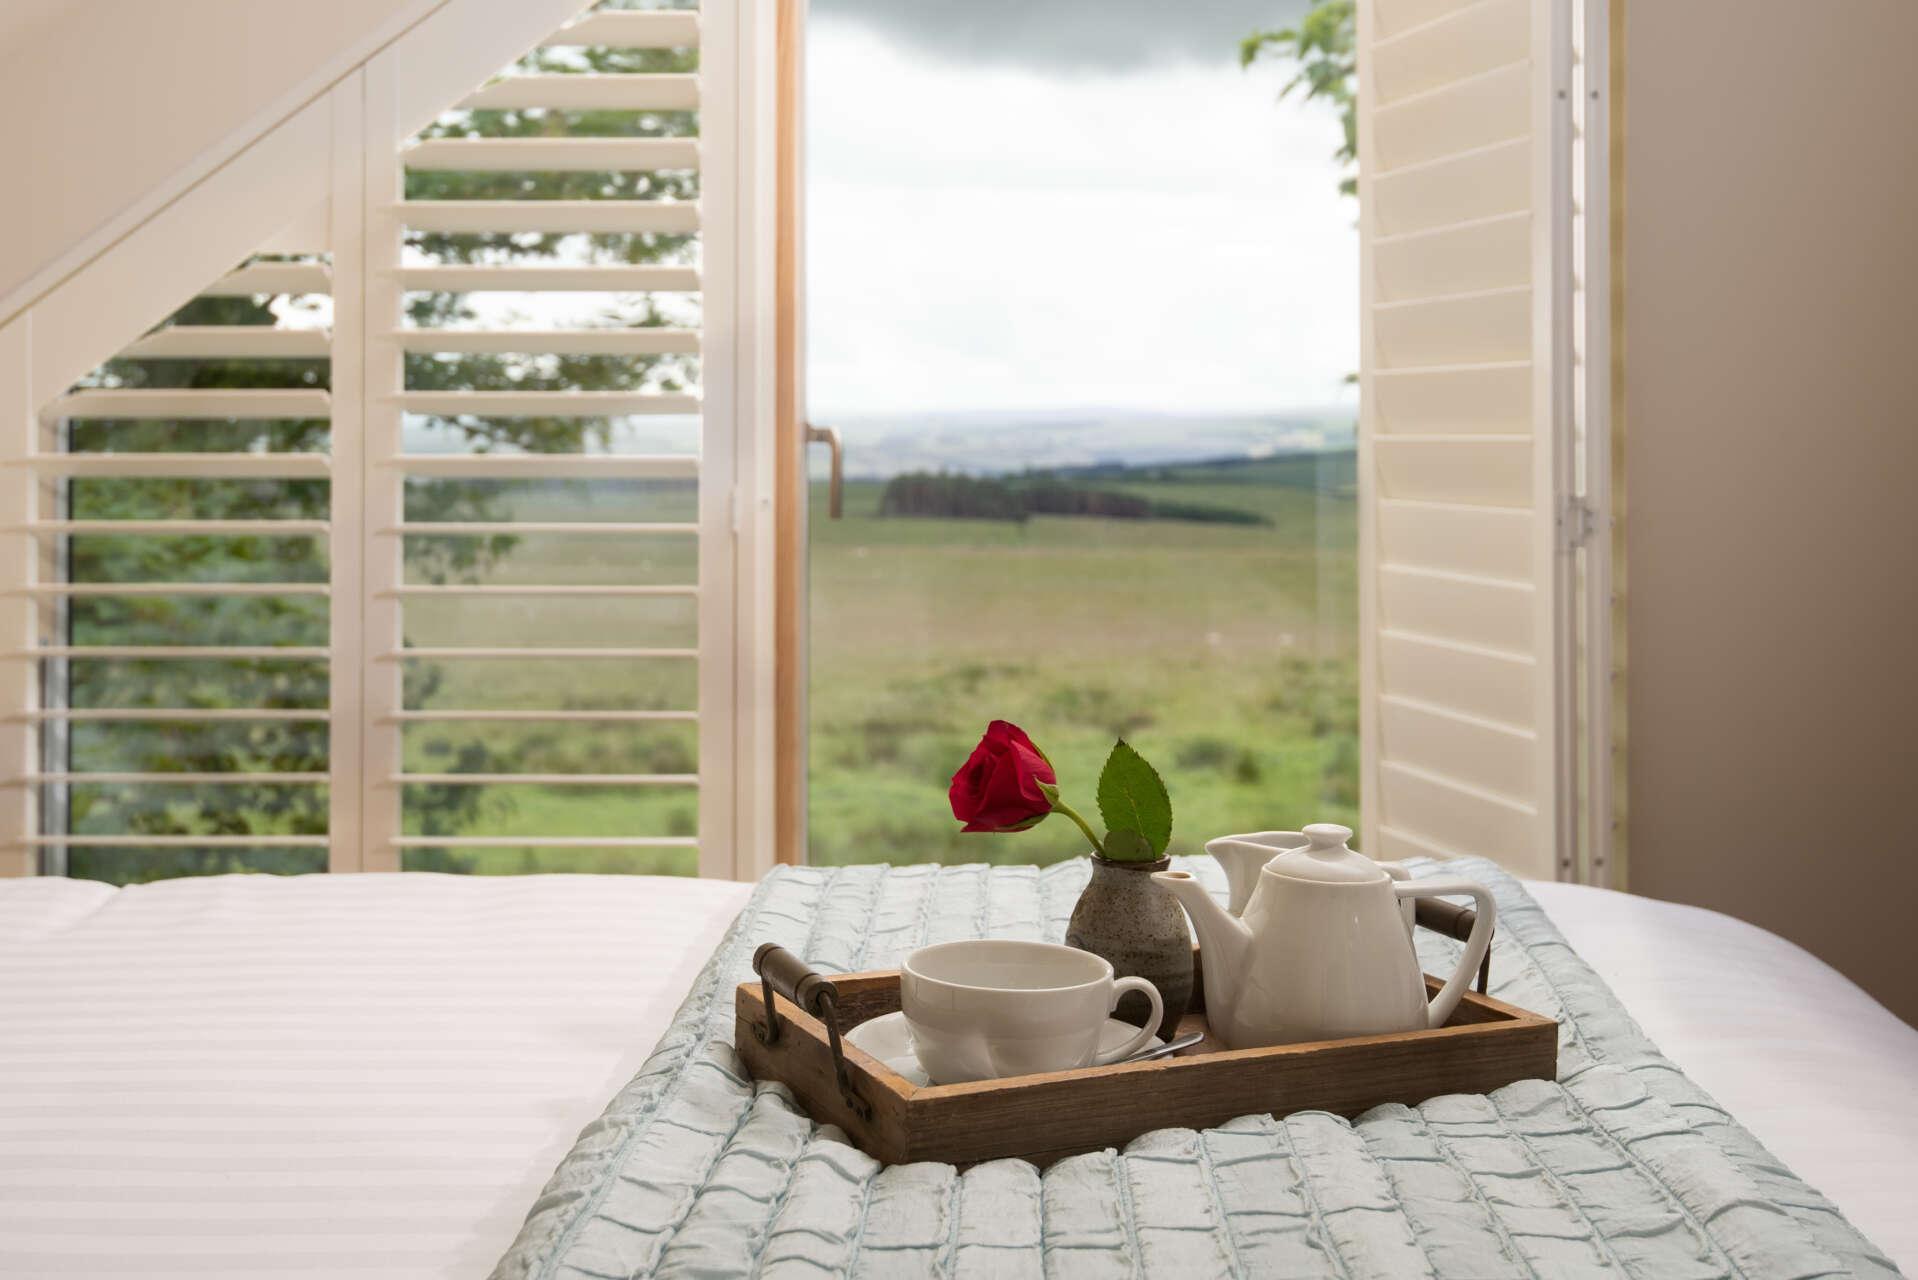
493;858;1899;1278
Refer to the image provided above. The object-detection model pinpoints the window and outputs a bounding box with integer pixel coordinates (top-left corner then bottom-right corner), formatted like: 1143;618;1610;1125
799;3;1362;869
2;0;1610;885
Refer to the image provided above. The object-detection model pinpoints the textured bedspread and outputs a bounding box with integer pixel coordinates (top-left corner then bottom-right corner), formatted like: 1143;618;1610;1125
493;859;1898;1278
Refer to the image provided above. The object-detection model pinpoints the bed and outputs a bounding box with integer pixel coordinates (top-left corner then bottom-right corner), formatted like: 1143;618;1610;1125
0;867;1911;1278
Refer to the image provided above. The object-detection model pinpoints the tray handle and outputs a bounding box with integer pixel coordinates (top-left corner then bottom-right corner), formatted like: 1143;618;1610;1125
751;943;872;1121
1414;898;1494;995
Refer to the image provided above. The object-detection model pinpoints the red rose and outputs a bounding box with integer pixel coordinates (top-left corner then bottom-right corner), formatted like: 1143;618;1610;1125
948;721;1057;833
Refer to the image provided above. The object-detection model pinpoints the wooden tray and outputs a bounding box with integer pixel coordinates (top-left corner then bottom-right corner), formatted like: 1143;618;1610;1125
734;936;1557;1169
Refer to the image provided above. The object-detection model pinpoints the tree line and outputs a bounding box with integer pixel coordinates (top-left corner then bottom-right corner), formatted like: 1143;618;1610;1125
877;471;1269;526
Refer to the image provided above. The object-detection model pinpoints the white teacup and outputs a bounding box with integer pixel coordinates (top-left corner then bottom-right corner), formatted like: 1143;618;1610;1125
900;939;1163;1084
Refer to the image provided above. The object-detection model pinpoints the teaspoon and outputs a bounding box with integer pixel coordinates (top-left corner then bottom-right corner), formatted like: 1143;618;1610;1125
1122;1031;1204;1063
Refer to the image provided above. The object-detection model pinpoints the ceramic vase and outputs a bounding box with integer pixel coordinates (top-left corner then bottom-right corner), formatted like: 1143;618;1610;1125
1064;855;1193;1040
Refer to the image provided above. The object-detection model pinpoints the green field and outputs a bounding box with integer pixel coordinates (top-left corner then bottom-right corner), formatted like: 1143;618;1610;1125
806;452;1359;867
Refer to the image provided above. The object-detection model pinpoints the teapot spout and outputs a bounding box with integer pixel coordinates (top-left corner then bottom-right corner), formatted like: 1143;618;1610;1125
1205;832;1307;915
1151;869;1251;997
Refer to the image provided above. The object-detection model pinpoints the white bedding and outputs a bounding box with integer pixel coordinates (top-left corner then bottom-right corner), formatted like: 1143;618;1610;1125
0;873;756;1279
0;871;1911;1278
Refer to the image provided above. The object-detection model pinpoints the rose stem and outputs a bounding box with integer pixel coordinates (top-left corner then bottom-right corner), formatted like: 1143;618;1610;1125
1051;800;1106;858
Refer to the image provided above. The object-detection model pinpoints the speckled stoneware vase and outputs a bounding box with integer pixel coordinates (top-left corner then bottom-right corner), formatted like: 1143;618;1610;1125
1064;856;1193;1040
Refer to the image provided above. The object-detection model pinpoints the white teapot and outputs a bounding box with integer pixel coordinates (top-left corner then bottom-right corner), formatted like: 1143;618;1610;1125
1154;823;1495;1049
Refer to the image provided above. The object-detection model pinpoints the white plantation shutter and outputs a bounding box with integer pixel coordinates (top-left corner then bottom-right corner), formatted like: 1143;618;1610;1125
0;0;778;880
1357;0;1609;879
358;2;737;878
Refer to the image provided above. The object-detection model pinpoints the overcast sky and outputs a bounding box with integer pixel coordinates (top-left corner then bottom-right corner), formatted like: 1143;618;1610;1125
813;0;1308;73
805;0;1356;419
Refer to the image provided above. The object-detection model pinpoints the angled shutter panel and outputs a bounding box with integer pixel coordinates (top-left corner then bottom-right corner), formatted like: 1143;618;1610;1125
1358;0;1582;878
1;92;349;880
11;234;340;880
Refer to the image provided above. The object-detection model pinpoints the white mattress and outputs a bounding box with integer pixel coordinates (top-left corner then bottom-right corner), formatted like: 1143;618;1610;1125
1527;881;1918;1271
1;872;1912;1278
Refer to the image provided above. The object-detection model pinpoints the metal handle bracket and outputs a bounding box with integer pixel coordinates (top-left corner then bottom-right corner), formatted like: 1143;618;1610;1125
751;942;871;1119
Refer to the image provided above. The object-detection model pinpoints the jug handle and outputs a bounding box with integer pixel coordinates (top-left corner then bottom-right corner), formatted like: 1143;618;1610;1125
1393;878;1496;1028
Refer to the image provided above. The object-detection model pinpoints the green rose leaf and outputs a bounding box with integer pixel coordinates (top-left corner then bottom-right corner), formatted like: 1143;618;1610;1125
1096;739;1172;857
1101;828;1155;862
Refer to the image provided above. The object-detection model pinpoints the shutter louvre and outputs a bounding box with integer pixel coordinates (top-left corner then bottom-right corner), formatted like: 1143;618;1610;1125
1371;0;1531;101
1373;137;1530;236
459;74;699;112
399;201;699;233
400;137;700;172
1373;210;1530;301
543;12;700;49
1372;362;1532;433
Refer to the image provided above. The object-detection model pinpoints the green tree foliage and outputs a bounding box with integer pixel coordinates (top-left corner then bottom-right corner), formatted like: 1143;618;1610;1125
65;27;700;882
1241;0;1358;198
68;289;332;880
879;472;1028;522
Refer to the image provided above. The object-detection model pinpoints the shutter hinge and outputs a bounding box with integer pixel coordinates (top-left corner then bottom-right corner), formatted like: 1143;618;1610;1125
1559;495;1598;550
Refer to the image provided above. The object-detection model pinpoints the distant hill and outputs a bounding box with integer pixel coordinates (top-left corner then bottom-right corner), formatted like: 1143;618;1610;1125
1080;449;1358;495
812;408;1357;480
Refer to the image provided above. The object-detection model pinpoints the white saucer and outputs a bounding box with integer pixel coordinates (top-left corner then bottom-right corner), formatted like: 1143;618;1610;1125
843;1011;1164;1086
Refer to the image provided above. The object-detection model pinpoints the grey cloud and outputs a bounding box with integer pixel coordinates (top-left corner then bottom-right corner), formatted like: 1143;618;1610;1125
813;0;1314;73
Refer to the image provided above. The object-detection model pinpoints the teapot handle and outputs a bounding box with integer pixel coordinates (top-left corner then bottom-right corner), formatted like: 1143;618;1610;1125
1377;860;1416;936
1393;878;1497;1028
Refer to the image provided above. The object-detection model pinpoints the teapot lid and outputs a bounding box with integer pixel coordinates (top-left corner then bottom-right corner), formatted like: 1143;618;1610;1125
1264;823;1385;884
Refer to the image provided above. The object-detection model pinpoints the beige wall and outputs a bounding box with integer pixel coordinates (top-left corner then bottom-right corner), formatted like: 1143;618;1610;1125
1623;1;1918;1026
0;0;441;313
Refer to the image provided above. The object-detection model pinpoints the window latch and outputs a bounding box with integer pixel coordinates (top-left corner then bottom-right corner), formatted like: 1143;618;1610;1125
1560;495;1598;550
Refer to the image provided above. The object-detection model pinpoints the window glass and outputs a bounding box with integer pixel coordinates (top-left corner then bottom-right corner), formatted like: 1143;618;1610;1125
804;1;1359;866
